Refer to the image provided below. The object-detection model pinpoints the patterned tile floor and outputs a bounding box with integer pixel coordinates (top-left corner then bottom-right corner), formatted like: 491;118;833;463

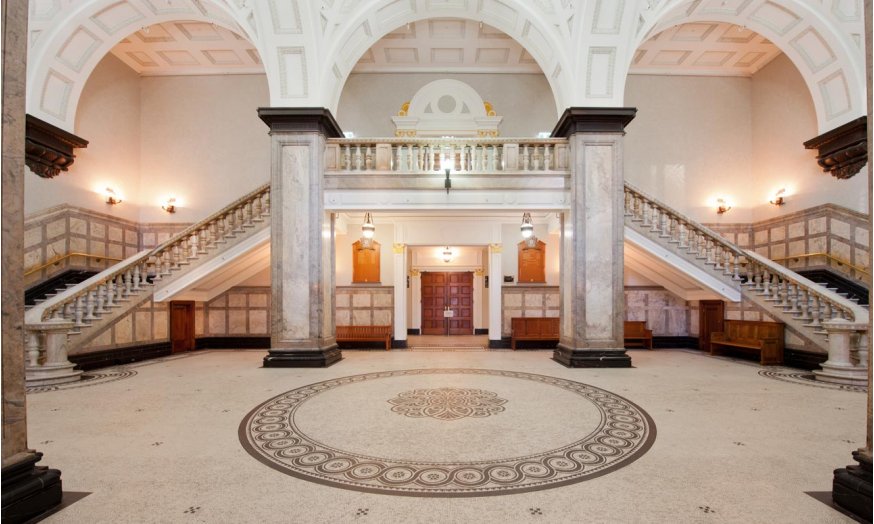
28;349;865;523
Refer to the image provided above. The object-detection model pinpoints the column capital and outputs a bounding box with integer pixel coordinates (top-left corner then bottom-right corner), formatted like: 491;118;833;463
803;116;867;179
551;107;637;137
25;114;89;178
392;243;406;254
258;107;344;137
489;243;503;253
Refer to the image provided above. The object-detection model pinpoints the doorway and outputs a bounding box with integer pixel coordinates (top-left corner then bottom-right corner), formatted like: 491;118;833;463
170;301;195;353
421;271;473;335
698;300;725;351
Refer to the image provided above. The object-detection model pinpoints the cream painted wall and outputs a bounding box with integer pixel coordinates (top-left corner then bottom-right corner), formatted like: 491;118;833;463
624;74;755;223
336;73;558;137
26;54;142;221
750;54;868;218
137;73;269;223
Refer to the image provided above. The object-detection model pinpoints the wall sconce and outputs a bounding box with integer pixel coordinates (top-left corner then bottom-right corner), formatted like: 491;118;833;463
770;188;786;206
442;246;453;263
162;197;177;214
104;187;122;205
716;198;732;214
361;212;375;239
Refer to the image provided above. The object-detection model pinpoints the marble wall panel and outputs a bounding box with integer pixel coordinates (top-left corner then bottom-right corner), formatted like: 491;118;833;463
501;286;559;336
76;299;170;354
624;287;690;336
336;286;393;327
199;287;271;336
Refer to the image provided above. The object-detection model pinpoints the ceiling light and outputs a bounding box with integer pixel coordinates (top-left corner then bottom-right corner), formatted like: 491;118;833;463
361;212;375;239
521;212;535;239
442;246;452;263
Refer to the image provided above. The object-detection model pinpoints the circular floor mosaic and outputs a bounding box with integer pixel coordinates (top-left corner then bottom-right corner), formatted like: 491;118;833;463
26;368;137;394
239;368;656;497
758;369;867;393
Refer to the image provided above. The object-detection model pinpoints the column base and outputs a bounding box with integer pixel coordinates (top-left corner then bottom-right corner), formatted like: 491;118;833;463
553;345;632;368
25;362;82;387
813;364;869;386
263;345;342;368
1;452;63;524
832;450;872;522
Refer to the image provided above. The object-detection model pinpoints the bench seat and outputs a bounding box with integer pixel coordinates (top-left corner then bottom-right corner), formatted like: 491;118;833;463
624;321;653;349
511;317;559;350
336;325;392;350
710;320;784;365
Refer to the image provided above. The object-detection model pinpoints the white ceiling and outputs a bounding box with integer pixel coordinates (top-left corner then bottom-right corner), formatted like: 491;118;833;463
633;22;782;77
108;19;781;78
109;21;262;76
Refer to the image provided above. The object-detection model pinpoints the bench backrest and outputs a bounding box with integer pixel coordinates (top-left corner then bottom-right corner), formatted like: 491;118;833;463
511;317;560;337
336;325;392;337
624;321;650;337
722;320;783;341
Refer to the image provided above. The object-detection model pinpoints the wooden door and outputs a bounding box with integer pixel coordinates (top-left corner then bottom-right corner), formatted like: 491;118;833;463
170;301;195;353
420;272;474;335
421;272;448;335
446;272;473;335
698;300;725;350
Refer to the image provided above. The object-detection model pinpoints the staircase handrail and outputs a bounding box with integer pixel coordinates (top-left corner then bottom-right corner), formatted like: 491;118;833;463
744;250;868;323
624;181;868;324
327;137;569;145
25;182;270;325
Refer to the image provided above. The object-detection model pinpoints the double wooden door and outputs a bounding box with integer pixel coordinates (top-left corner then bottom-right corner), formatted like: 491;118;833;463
421;272;473;335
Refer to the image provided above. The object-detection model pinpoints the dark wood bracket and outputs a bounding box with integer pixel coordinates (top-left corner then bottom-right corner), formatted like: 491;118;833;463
25;114;89;178
803;116;867;180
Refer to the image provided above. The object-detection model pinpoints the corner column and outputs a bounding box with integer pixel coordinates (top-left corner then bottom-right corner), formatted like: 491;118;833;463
2;1;65;521
551;108;636;367
258;108;342;367
488;243;503;347
392;243;407;348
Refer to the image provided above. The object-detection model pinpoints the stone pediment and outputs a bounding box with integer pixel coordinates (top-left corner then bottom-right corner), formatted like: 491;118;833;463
392;79;502;137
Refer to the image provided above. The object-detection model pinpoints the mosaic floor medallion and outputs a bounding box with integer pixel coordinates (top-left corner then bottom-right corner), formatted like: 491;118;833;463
26;368;137;394
239;368;656;497
758;369;867;393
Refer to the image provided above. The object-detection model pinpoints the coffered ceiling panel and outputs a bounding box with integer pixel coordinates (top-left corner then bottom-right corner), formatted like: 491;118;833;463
109;21;263;76
632;22;783;76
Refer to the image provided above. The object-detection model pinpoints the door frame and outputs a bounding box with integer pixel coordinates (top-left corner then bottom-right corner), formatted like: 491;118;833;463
169;300;196;353
419;270;474;336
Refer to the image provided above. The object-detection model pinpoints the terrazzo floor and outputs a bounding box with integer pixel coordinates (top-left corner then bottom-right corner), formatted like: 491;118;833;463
27;348;867;523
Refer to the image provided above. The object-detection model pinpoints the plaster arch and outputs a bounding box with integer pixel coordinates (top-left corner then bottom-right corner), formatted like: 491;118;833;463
26;0;265;133
317;1;572;120
628;0;866;134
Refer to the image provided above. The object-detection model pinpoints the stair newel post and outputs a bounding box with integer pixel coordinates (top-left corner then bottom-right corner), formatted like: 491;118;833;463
25;330;42;367
72;296;84;326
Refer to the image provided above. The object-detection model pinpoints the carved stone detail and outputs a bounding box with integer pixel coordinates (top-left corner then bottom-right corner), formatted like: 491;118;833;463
25;114;88;178
803;116;867;180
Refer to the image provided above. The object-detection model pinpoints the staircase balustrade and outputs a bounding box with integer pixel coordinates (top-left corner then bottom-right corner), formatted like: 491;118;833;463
23;184;271;386
624;182;868;385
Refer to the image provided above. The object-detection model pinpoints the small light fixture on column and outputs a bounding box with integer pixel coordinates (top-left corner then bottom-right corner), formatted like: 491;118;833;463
716;198;732;215
104;187;122;205
770;188;786;206
361;212;375;239
442;246;453;263
162;197;177;214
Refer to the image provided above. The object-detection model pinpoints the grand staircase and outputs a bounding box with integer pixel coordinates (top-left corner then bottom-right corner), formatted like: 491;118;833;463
624;182;869;385
24;184;270;386
22;173;868;387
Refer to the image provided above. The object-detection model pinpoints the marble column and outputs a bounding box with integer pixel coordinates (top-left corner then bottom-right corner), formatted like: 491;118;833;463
258;108;342;367
473;269;484;332
2;1;65;521
551;108;636;368
392;243;407;348
830;1;872;518
410;270;422;333
488;244;503;347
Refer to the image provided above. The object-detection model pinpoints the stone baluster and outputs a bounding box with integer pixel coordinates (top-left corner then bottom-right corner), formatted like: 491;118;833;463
343;145;351;169
649;206;661;233
544;144;552;170
235;206;246;232
115;275;125;302
521;145;529;171
353;145;362;170
83;291;96;321
131;265;142;291
364;145;372;170
122;269;133;297
263;191;270;214
678;222;690;249
105;279;116;308
25;331;41;367
460;144;468;172
796;288;810;320
251;194;263;221
532;145;541;170
96;284;107;314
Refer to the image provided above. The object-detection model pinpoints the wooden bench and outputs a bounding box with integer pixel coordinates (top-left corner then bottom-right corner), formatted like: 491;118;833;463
709;320;784;365
336;325;392;350
624;321;653;349
511;317;559;350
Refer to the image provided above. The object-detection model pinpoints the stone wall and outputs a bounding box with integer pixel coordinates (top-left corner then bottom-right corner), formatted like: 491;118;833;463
79;298;169;355
706;204;871;284
501;286;560;337
195;287;270;337
336;286;393;327
625;287;689;336
24;204;190;287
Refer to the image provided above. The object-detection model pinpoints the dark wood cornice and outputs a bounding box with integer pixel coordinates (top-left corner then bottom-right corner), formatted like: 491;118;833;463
551;107;637;137
803;116;867;180
25;114;88;178
257;107;344;138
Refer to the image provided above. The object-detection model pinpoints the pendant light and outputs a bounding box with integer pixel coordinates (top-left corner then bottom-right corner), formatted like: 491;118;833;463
520;212;534;239
361;212;375;239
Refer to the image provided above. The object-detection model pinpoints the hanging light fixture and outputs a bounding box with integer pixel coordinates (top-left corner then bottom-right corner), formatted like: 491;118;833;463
361;212;375;239
520;212;534;239
442;246;453;263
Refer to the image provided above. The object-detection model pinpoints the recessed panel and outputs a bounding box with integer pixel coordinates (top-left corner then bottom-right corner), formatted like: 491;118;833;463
58;27;103;73
431;48;464;64
90;1;145;35
202;49;243;65
175;22;222;42
157;50;199;66
475;48;509;64
693;51;733;67
429;19;465;39
384;47;419;64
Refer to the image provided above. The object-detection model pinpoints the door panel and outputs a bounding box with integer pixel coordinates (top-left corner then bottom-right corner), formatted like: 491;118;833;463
170;301;195;353
699;300;725;350
420;272;474;336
